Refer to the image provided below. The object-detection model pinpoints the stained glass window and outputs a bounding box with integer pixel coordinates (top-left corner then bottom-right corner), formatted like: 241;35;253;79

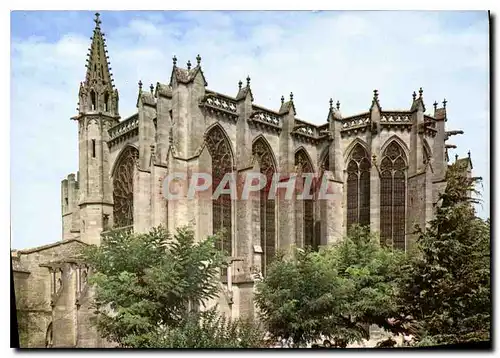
205;126;233;259
253;138;276;275
113;146;138;228
346;144;371;232
380;142;407;250
295;149;316;250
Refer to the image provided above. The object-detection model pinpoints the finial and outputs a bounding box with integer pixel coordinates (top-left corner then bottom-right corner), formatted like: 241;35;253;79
468;150;471;158
433;101;438;111
246;75;251;87
290;92;294;102
138;80;143;91
443;98;447;108
412;91;417;101
455;154;458;162
187;60;191;70
238;80;242;90
196;54;201;66
373;89;379;101
419;87;423;98
336;100;341;111
329;98;333;110
94;12;101;28
172;55;177;67
150;83;154;94
281;95;285;105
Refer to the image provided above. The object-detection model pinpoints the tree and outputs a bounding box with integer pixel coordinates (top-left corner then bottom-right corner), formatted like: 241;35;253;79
84;226;263;348
398;164;491;344
254;226;407;347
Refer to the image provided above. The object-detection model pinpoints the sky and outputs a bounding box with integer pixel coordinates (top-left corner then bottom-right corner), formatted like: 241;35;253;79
10;10;490;250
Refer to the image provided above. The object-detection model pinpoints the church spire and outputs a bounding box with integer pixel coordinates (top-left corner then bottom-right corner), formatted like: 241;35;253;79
78;12;119;116
84;12;113;87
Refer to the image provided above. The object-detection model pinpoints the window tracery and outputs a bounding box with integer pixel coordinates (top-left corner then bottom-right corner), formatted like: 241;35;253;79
205;126;233;259
113;146;138;228
253;138;276;275
380;142;407;250
346;144;371;231
295;149;316;250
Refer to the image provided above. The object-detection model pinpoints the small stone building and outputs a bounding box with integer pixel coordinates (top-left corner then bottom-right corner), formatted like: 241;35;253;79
12;13;473;347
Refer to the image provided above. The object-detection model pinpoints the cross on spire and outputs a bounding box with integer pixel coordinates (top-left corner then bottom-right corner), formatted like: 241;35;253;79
443;98;447;108
94;12;101;28
433;100;438;111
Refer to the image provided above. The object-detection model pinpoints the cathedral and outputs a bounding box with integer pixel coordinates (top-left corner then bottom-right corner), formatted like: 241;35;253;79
12;13;473;348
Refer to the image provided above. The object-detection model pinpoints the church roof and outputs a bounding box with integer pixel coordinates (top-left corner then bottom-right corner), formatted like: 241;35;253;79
13;238;88;255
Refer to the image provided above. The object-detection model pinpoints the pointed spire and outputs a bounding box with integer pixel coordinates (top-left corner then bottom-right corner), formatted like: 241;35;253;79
246;75;251;87
172;55;177;67
336;100;341;111
443;98;447;108
196;54;201;66
419;87;423;98
238;80;242;90
84;12;113;87
433;100;438;111
187;60;191;70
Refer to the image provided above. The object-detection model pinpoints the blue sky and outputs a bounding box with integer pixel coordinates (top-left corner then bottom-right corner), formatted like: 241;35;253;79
10;11;490;249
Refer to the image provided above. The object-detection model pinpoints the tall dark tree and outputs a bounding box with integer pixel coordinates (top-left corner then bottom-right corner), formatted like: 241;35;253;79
398;163;490;344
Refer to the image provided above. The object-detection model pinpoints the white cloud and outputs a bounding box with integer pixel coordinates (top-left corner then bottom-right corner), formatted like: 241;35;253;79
10;11;490;249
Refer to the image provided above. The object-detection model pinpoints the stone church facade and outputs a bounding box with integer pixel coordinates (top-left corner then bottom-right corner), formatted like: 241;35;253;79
12;13;473;348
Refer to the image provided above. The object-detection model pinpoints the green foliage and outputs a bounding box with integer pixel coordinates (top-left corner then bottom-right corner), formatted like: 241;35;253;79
140;308;265;348
398;164;491;345
255;226;407;346
84;225;263;348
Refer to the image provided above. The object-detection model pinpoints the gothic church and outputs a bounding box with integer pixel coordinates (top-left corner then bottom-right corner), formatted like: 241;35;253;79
12;13;472;347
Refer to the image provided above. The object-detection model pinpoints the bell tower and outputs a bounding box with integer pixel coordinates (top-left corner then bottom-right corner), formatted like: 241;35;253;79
72;12;120;245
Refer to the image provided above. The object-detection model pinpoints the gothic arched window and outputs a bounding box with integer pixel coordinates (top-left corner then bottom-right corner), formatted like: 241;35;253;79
346;144;371;231
380;142;407;250
321;148;330;172
253;138;277;275
205;126;233;258
90;90;97;111
104;92;110;112
113;146;138;228
295;149;316;250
